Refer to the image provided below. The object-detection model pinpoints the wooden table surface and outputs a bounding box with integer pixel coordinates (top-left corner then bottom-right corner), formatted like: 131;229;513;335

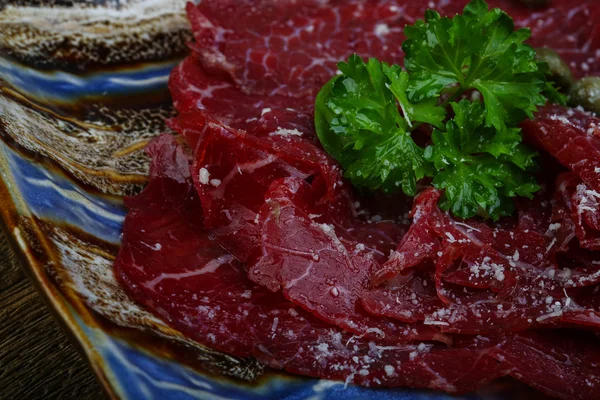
0;230;106;400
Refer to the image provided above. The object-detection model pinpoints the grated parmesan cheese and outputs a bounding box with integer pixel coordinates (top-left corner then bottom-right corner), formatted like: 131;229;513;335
270;127;304;137
199;167;210;184
374;23;391;38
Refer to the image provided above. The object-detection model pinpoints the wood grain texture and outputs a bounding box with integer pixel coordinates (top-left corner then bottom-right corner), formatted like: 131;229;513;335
0;230;106;400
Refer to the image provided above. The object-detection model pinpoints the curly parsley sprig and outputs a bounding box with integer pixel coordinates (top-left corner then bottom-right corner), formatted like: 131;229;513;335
314;0;566;220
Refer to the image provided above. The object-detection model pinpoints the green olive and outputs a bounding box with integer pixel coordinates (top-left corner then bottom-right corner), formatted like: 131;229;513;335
535;47;574;90
569;77;600;114
518;0;550;8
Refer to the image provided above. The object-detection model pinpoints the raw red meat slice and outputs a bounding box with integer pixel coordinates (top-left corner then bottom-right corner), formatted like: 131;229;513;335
372;188;442;286
171;0;600;150
491;330;600;400
115;135;507;392
522;105;600;192
363;269;441;323
169;109;346;263
186;0;422;99
170;112;445;343
115;135;600;398
555;172;600;250
169;55;314;135
253;177;446;343
183;0;600;108
170;0;600;156
555;239;600;293
116;1;600;398
366;188;600;334
170;107;600;338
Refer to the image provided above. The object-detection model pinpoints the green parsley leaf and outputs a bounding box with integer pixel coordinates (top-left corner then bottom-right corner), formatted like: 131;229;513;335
382;64;446;130
424;100;540;220
315;55;436;196
403;0;547;130
345;130;432;197
314;0;567;220
536;61;569;105
542;80;568;106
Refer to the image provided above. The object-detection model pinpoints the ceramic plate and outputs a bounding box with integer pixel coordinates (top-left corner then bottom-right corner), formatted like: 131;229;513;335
0;2;541;399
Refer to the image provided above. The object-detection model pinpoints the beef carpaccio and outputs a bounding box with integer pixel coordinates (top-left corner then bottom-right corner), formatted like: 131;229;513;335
114;0;600;398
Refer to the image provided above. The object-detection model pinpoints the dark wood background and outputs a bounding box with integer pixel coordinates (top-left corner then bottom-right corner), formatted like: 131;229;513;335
0;230;106;399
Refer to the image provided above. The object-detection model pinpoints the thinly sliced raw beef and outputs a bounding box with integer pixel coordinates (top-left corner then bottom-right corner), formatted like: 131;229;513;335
253;176;446;343
491;330;600;400
113;1;600;398
522;105;600;191
169;1;600;154
169;55;314;135
115;134;507;392
366;188;600;334
181;0;600;108
186;0;419;99
554;172;600;251
169;110;447;344
115;135;600;399
363;269;441;324
371;188;442;286
168;109;346;262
